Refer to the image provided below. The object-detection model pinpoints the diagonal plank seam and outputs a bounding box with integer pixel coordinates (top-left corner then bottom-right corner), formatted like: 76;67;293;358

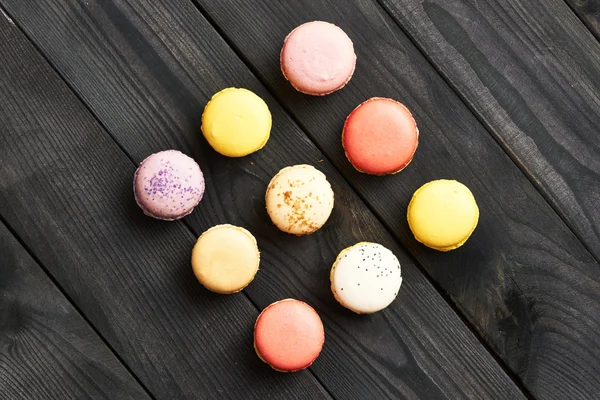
186;0;534;397
0;5;335;398
373;0;600;272
561;0;600;42
0;212;157;400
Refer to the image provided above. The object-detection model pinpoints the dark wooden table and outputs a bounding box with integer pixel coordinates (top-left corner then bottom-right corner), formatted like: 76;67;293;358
1;0;599;399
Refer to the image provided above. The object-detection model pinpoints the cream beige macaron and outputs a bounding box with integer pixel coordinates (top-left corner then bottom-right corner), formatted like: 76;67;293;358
191;224;260;294
265;165;334;236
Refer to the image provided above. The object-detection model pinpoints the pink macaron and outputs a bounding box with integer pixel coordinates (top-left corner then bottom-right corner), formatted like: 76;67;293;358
343;97;419;175
280;21;356;96
134;150;205;220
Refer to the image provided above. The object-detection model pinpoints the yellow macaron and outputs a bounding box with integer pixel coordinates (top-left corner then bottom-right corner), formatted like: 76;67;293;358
407;180;479;251
191;224;260;294
201;88;271;157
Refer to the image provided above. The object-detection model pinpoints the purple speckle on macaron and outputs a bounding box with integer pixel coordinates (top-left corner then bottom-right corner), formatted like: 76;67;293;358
134;150;205;221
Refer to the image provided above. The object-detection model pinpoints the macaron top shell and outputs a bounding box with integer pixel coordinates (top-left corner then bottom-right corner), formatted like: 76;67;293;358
407;180;479;251
254;299;324;372
281;21;356;95
192;224;260;294
343;97;418;175
201;88;271;157
134;150;204;220
331;242;402;314
265;165;334;235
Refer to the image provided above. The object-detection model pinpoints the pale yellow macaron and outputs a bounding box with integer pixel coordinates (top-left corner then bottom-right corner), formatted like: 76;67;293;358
191;224;260;294
265;165;334;236
407;180;479;251
201;88;271;157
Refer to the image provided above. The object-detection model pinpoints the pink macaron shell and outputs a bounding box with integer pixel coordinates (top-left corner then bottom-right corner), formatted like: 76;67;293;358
134;150;205;221
281;21;356;96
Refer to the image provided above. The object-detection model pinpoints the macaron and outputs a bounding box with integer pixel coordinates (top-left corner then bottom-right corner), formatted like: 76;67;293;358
201;88;271;157
330;242;402;314
280;21;356;96
134;150;204;220
342;97;418;175
265;165;334;236
191;224;260;294
254;299;324;372
407;180;479;251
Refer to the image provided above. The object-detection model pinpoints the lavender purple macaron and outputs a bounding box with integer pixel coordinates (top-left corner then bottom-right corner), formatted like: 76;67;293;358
134;150;205;220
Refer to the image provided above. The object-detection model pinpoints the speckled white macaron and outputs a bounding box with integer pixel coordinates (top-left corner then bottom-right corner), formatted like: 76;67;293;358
330;242;402;314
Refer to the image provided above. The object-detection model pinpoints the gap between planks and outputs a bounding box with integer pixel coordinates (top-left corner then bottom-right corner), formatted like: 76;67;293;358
184;0;534;397
0;4;336;398
562;0;600;42
0;212;157;400
369;0;600;273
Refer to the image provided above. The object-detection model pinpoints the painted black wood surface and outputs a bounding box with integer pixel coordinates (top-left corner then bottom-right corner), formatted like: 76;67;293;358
0;14;331;400
184;0;600;398
2;0;600;398
376;0;600;265
0;221;150;400
0;2;525;400
565;0;600;40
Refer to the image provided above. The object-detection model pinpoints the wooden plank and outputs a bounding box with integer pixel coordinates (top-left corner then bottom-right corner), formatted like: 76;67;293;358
183;0;600;398
0;1;525;399
374;0;600;266
564;0;600;40
0;15;330;400
0;221;150;400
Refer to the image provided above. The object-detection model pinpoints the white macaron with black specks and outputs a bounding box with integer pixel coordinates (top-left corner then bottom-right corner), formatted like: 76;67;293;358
330;242;402;314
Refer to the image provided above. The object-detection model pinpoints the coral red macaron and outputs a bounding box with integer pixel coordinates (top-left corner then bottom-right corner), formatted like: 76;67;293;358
254;299;324;372
343;97;419;175
281;21;356;96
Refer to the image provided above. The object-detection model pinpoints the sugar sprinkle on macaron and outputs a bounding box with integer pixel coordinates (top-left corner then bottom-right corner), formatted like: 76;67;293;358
330;242;402;314
134;150;204;220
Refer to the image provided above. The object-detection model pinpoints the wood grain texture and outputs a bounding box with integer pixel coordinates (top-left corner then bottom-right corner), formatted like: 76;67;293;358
186;0;600;398
0;222;150;400
565;0;600;40
0;15;331;400
0;1;525;399
375;0;600;268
